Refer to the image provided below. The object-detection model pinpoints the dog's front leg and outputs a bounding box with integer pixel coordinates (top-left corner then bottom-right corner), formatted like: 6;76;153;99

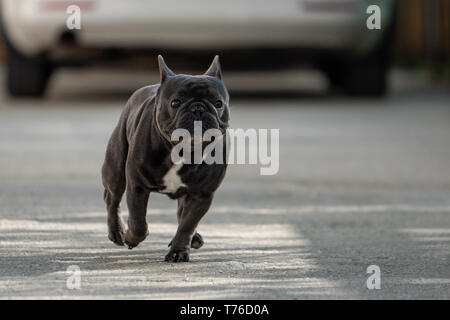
165;192;213;262
124;185;150;249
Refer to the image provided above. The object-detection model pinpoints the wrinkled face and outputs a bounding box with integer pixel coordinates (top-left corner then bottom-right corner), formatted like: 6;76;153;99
157;75;230;138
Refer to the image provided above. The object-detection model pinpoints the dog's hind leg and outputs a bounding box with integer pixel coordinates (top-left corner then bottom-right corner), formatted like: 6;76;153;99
102;124;128;246
168;199;204;249
190;232;204;249
103;188;126;246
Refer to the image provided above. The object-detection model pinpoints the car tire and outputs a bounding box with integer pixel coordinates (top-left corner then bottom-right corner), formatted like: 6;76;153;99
324;40;391;97
324;12;395;97
5;44;52;97
336;54;389;96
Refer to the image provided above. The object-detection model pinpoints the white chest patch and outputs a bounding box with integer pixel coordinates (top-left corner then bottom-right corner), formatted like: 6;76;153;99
161;162;186;193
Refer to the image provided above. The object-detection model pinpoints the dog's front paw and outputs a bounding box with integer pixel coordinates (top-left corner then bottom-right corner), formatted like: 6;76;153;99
108;229;125;246
165;248;190;262
124;229;148;250
108;219;125;246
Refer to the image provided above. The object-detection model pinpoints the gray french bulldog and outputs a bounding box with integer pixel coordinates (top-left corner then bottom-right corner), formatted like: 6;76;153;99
101;55;230;262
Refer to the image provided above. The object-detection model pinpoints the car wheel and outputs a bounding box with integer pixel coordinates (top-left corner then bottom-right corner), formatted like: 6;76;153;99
338;54;389;96
324;12;395;97
5;44;52;97
324;40;391;97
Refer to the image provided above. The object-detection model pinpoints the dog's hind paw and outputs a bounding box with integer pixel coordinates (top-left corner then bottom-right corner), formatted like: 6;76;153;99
168;232;204;249
190;232;204;249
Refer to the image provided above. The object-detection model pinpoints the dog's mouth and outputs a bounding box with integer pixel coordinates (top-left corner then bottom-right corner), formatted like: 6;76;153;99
178;136;216;148
167;111;223;148
158;99;227;147
175;110;221;133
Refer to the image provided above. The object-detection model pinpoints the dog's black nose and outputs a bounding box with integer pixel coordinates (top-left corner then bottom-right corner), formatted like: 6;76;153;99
189;102;206;120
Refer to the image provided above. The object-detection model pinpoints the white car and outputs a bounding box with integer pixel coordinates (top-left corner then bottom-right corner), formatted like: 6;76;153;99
1;0;395;97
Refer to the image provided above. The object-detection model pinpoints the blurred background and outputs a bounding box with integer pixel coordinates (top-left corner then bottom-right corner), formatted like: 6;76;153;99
0;0;448;98
0;0;449;299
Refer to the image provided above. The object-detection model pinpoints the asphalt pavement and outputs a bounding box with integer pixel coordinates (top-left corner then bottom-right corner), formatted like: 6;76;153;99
0;68;449;299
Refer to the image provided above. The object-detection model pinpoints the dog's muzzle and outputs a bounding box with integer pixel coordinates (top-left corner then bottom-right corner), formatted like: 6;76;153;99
189;101;206;121
175;101;220;133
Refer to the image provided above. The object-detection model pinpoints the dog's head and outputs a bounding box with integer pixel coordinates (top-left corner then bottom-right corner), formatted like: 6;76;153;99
155;55;230;144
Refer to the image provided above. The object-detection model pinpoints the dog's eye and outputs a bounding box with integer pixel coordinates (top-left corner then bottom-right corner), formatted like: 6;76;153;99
171;99;181;108
214;101;223;108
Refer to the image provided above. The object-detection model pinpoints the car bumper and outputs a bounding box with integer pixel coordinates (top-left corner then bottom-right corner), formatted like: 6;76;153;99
2;0;388;56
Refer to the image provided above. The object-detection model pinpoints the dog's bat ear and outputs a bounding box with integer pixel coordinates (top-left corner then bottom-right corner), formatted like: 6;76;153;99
158;55;175;83
204;55;222;79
